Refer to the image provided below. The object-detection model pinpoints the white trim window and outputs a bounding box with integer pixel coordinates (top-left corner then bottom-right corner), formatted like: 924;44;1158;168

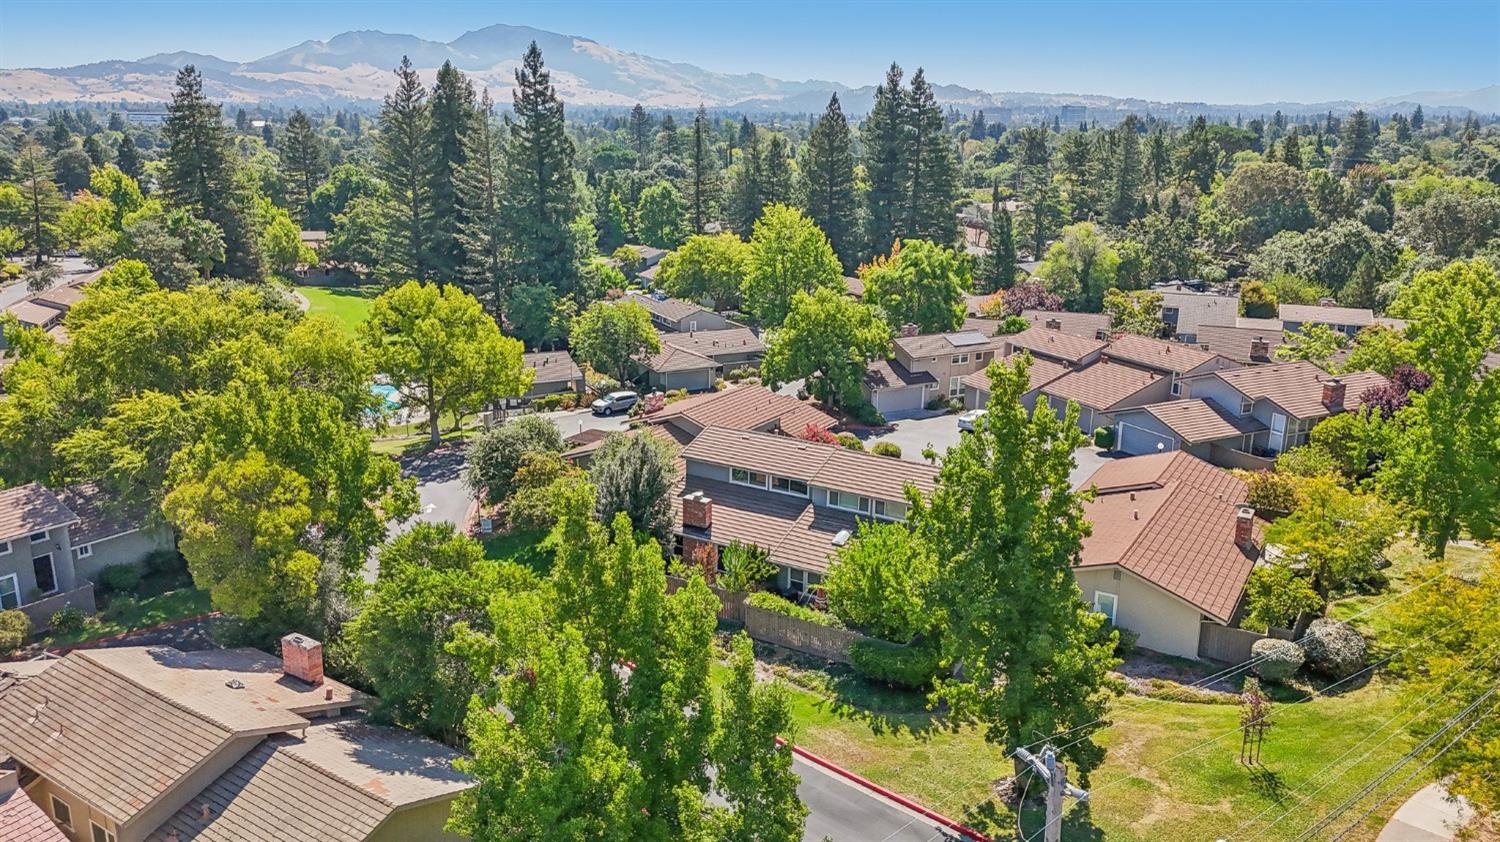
770;476;809;497
872;499;904;522
51;796;73;830
29;529;48;543
827;490;872;515
1093;591;1119;624
91;821;117;842
730;467;769;488
1238;397;1254;416
949;376;962;398
1170;374;1182;397
950;353;969;365
0;573;19;610
787;568;810;595
0;539;9;555
75;543;94;559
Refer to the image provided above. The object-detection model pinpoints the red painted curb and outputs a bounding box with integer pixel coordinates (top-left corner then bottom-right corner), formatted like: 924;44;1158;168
781;739;992;841
50;612;223;654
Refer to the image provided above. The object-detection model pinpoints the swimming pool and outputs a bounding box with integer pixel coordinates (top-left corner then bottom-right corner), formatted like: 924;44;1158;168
371;383;401;410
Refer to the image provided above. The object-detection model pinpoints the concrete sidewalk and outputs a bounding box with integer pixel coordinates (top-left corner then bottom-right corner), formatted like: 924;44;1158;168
1376;783;1473;842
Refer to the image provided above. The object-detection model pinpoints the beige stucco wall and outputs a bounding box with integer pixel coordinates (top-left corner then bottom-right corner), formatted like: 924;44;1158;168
1073;567;1204;659
23;776;116;842
371;797;469;842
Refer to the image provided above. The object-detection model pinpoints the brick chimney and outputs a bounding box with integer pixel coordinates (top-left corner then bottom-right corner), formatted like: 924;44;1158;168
280;633;324;686
1045;317;1062;331
1234;506;1256;549
900;323;920;338
1249;336;1270;361
682;491;713;530
1321;376;1346;411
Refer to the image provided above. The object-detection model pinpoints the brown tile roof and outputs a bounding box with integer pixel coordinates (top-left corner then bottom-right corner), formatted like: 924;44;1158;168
649;385;836;434
959;355;1069;396
564;424;688;462
961;317;1004;336
1233;316;1286;332
1156;288;1239;334
523;350;582;385
6;300;66;328
1004;325;1108;364
1040;360;1163;410
843;276;864;298
55;483;151;546
681;427;937;501
659;327;764;360
34;285;86;310
671;476;859;575
1019;309;1112;339
146;719;470;842
0;647;361;825
893;330;1003;359
0;483;78;542
1078;452;1256;623
0;785;68;842
641;343;717;373
624;291;710;324
864;358;937;391
1279;303;1375;327
1192;325;1288;364
1102;332;1225;375
1210;361;1391;419
1125;399;1266;444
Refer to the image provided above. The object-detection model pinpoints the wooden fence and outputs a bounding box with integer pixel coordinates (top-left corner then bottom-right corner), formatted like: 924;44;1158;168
741;605;868;665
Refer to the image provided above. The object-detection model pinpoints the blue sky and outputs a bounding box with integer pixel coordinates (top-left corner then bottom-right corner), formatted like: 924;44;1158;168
1;0;1496;103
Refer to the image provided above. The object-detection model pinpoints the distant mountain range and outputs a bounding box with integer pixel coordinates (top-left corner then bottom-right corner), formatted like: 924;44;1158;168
2;23;1495;118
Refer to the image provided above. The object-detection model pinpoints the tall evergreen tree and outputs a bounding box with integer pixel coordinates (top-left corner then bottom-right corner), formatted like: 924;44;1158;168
1146;128;1170;190
13;142;63;267
1178;115;1218;193
687;106;721;234
980;185;1019;292
1015;127;1062;259
498;42;584;298
161;65;264;280
759;134;794;209
1108;115;1144;225
454;91;507;317
1410;104;1425;131
280;109;326;226
115;128;143;181
797;93;860;272
426;61;477;284
629;103;653;159
727;135;763;236
736;116;755;150
862;63;908;258
1336;109;1376;174
658;114;681;159
375;56;433;284
903;68;959;244
1281;129;1304;169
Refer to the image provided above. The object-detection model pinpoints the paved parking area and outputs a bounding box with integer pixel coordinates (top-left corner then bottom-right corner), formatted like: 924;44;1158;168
859;412;1116;487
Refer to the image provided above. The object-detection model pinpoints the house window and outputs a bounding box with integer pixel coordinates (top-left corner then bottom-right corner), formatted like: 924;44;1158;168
949;376;962;398
950;353;969;365
872;499;904;521
91;822;116;842
1093;591;1118;624
33;553;56;595
0;574;19;610
827;491;872;514
1241;433;1255;452
1170;374;1182;397
0;540;9;555
688;320;698;331
730;468;768;488
1238;398;1254;416
1162;307;1180;325
29;529;48;543
770;476;809;497
51;796;73;829
787;568;809;595
75;543;93;559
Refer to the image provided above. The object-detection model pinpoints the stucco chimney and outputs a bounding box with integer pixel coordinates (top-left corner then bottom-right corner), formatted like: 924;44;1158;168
900;323;920;338
682;491;713;530
1045;317;1062;331
1321;377;1346;411
280;633;324;687
1234;506;1256;549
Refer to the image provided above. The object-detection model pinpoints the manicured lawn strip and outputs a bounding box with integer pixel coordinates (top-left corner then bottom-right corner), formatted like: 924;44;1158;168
482;529;555;576
299;284;379;335
42;572;213;648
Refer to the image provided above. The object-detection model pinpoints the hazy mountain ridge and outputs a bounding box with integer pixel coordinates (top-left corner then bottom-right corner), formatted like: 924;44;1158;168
2;23;1495;115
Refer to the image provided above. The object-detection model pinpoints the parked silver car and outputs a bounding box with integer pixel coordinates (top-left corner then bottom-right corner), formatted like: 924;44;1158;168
957;408;987;432
591;390;640;416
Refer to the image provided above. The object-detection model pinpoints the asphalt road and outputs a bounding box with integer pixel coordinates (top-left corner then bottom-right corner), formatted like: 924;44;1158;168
795;756;965;842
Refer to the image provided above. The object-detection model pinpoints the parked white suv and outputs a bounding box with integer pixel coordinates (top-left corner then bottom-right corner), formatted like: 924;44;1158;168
591;390;640;416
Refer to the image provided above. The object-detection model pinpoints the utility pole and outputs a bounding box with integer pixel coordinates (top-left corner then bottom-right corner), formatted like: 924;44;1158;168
1014;746;1089;842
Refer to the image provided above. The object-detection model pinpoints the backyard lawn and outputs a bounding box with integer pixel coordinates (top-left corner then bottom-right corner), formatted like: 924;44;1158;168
40;570;213;648
299;284;379;335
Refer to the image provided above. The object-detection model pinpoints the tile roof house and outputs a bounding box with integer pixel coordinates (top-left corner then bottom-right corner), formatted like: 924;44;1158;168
1100;333;1239;395
1018;309;1113;340
644;384;837;440
0;637;472;842
1002;326;1109;369
636;328;764;392
1164;361;1392;466
0;483;173;632
623;292;730;333
1152;283;1240;342
959;354;1070;412
1279;303;1376;338
1191;324;1289;365
0;769;68;842
671;427;937;595
519;350;584;401
1037;359;1172;435
1074;451;1260;659
862;329;1006;417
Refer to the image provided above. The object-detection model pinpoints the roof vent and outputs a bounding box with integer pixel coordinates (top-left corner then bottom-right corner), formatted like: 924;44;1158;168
1132;509;1140;520
831;529;852;546
225;678;245;690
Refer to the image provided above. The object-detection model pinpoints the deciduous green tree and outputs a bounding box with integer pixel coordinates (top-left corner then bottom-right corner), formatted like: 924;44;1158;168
761;287;889;409
589;431;678;543
1264;475;1399;596
567;298;660;384
825;519;936;643
860;238;971;333
742;204;843;327
1036;222;1120;311
635;180;687;249
655;233;749;312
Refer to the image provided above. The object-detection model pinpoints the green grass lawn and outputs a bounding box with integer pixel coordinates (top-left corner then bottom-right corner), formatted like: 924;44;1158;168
483;529;555;576
41;570;213;648
299;284;379;335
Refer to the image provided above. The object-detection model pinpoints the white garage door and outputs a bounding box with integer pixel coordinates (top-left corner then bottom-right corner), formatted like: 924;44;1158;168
876;386;927;416
1118;421;1177;455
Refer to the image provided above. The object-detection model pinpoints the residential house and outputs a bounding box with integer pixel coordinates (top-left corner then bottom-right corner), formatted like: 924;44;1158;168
1111;399;1267;463
33;285;86;313
638;328;765;392
860;328;1008;416
623;292;730;333
1191;325;1288;365
1177;361;1391;464
1001;325;1109;369
1017;309;1113;340
1099;333;1239;398
5;300;66;333
298;230;329;252
0;636;472;842
0;483;174;631
1037;359;1172;435
960;354;1070;412
1073;451;1259;659
644;384;837;442
862;359;938;417
842;276;864;299
518;350;584;402
1153;282;1239;343
1279;303;1375;338
671;427;937;595
1;767;68;842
